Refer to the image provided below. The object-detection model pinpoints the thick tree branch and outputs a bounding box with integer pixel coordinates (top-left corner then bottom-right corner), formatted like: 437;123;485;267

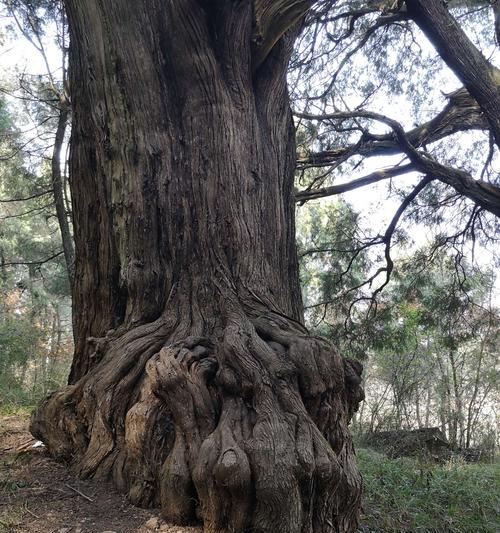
296;87;487;166
368;111;500;218
379;111;500;218
253;0;312;67
295;164;413;202
297;105;500;217
405;0;500;147
413;157;500;218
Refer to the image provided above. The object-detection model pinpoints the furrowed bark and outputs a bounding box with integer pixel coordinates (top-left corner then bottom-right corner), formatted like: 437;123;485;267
30;2;363;532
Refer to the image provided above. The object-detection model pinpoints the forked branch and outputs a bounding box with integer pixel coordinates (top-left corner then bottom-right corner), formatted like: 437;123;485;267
296;88;487;166
295;108;500;217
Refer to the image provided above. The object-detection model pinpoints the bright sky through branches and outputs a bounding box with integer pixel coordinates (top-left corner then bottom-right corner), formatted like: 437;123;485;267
1;3;498;304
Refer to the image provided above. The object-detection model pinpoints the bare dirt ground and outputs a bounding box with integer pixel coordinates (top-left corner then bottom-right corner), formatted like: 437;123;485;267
0;412;201;533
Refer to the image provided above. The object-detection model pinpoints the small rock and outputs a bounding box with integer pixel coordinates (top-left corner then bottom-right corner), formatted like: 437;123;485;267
145;517;160;530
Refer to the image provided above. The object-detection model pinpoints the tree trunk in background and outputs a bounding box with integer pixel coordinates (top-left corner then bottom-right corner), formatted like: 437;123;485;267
436;354;452;442
51;95;74;285
424;387;431;428
448;350;465;448
31;2;363;532
466;342;485;449
415;391;422;429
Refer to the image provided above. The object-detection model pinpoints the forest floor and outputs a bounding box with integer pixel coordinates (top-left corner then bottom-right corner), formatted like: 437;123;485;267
0;409;200;533
1;409;498;533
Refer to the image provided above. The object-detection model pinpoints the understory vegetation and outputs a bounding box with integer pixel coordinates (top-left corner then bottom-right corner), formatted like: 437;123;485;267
357;448;499;533
0;285;72;407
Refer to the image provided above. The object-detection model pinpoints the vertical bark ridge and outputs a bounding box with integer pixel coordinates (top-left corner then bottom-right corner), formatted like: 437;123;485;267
67;0;305;382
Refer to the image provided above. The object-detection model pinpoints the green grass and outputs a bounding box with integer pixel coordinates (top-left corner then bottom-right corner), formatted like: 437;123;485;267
0;402;34;417
0;507;23;533
357;447;500;532
0;477;28;493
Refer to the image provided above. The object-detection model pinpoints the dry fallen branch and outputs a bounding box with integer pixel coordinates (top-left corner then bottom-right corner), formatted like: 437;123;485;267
64;484;94;502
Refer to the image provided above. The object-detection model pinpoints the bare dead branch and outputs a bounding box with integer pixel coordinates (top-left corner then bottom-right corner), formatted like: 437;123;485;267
0;190;54;203
2;251;64;267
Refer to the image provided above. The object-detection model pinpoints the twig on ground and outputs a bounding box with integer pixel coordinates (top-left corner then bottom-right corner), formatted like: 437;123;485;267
24;505;40;519
65;484;94;502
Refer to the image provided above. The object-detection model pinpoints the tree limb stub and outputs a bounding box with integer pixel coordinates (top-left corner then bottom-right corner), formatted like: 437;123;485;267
253;0;312;68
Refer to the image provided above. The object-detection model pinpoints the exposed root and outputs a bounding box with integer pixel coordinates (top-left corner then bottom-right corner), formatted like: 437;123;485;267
31;309;363;533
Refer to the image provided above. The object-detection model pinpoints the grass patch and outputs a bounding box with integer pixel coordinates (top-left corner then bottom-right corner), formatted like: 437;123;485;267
357;447;500;532
0;506;23;533
0;477;28;493
0;402;34;418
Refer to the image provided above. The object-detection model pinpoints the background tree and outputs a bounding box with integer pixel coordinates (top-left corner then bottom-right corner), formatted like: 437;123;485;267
2;0;73;281
0;1;73;404
0;90;72;404
298;197;498;452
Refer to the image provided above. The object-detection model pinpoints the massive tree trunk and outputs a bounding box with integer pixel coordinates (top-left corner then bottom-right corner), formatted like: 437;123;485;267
30;2;363;532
